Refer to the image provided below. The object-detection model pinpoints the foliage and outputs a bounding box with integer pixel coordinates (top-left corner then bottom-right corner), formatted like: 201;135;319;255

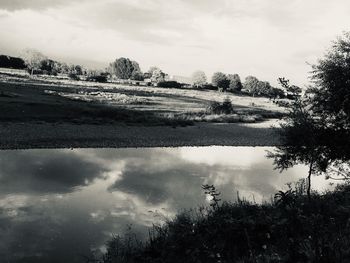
212;72;230;91
206;97;234;114
111;57;141;79
308;32;350;160
268;33;350;198
102;183;350;263
86;74;107;83
150;68;165;83
0;55;26;69
202;184;221;209
157;81;182;89
243;76;260;95
201;84;217;90
192;70;207;87
130;70;144;81
68;72;80;80
267;78;325;198
227;73;243;92
20;48;47;75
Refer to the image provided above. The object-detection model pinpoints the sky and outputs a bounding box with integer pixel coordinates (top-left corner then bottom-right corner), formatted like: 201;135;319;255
0;0;350;86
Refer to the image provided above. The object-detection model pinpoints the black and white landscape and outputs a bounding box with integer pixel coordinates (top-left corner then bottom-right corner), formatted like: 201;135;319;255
0;1;349;262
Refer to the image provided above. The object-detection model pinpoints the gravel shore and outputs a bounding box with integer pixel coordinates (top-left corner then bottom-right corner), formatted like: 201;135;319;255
0;121;281;149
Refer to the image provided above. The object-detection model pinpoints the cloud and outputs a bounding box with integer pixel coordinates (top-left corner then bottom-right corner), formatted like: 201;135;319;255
0;150;107;194
0;0;84;11
0;0;62;11
1;1;350;90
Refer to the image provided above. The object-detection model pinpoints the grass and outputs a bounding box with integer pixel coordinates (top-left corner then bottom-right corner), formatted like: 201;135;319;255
0;73;286;127
100;181;350;263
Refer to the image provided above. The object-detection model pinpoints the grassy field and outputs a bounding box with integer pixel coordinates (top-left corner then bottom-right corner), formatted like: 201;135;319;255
0;73;285;126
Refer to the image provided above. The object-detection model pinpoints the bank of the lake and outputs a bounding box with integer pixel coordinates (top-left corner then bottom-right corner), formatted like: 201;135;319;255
0;120;281;149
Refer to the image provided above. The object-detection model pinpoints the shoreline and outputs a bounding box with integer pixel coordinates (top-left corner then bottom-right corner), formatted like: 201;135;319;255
0;121;281;150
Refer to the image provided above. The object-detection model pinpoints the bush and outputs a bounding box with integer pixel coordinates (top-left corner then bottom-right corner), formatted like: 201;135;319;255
201;84;217;90
87;75;107;83
157;81;182;89
206;98;234;114
68;73;80;80
101;183;350;263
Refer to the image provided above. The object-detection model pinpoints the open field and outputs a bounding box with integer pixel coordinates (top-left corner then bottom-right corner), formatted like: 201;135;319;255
0;73;285;122
0;73;284;148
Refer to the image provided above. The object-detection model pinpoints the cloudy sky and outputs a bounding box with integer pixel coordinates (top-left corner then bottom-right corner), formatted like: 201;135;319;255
0;0;349;86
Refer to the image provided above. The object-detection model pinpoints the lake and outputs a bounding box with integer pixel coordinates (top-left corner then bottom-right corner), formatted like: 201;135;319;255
0;147;332;262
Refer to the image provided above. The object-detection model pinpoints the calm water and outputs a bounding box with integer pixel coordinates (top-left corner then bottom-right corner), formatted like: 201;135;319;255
0;147;331;262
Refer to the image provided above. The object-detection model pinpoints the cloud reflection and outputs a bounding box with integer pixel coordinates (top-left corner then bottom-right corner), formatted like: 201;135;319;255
0;147;329;263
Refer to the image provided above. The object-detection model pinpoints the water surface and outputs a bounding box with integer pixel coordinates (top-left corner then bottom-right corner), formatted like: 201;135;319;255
0;147;331;262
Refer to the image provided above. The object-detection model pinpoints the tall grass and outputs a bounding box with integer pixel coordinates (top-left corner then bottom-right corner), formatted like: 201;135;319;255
100;181;350;263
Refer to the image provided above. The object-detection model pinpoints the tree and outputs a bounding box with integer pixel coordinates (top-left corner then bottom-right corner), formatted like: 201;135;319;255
309;32;350;139
227;74;242;92
111;57;140;79
0;55;26;69
243;76;260;96
269;33;350;196
192;70;207;87
258;81;273;96
20;48;46;75
148;66;160;75
130;70;144;81
268;78;323;199
40;59;56;75
151;68;165;83
212;72;230;91
131;60;141;73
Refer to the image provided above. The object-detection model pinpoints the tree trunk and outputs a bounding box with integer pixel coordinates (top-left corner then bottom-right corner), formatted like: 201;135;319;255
307;160;314;200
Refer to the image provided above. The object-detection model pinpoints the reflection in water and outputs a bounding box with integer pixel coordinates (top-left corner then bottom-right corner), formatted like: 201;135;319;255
0;147;331;262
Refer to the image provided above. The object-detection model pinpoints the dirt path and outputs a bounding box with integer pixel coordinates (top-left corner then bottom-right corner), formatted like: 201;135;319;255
0;122;281;149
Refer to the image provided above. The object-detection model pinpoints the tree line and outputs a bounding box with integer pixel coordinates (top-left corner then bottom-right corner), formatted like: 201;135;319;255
0;49;285;98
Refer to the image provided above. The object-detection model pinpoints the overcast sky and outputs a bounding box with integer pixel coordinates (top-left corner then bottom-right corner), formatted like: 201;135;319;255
0;0;349;86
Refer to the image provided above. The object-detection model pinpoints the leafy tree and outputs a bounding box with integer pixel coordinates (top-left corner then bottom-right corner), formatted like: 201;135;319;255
227;74;242;92
148;66;160;75
0;55;26;69
130;70;144;81
74;65;83;75
243;76;260;96
268;78;323;199
309;32;350;141
192;70;207;87
20;48;46;75
150;68;165;83
111;57;140;79
131;60;141;73
270;33;350;196
212;72;230;91
40;59;55;74
258;81;273;96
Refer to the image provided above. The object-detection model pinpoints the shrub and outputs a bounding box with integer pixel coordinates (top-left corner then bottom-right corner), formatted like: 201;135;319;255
206;97;234;114
87;74;107;83
157;81;182;89
101;183;350;263
68;72;80;80
201;84;217;90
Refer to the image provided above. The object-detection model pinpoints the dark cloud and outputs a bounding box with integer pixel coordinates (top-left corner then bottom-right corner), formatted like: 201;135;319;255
0;150;106;194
